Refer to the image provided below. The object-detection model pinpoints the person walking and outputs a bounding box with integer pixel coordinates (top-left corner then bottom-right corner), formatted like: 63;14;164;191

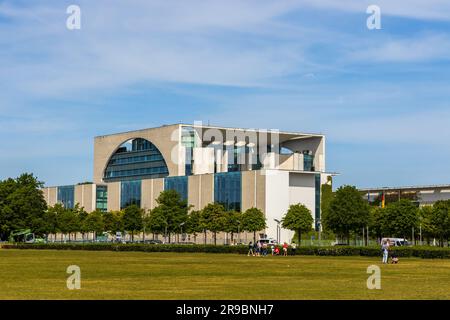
247;241;254;256
256;241;262;256
291;241;297;256
381;240;390;264
262;242;268;256
282;242;288;256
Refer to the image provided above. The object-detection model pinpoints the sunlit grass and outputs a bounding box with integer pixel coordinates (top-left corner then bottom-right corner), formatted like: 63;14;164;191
1;249;449;300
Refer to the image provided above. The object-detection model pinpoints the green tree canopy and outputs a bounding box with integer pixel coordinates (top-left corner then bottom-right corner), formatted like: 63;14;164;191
241;207;266;243
384;199;419;239
185;210;204;242
322;185;370;243
122;205;144;241
201;203;227;245
282;204;313;245
150;190;190;242
0;173;47;238
431;200;450;246
83;210;104;239
103;210;124;234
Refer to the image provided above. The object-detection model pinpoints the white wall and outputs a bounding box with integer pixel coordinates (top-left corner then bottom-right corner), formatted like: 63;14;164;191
264;170;293;244
289;173;316;226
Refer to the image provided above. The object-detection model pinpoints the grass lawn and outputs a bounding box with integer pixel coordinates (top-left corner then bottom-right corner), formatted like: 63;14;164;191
0;249;449;300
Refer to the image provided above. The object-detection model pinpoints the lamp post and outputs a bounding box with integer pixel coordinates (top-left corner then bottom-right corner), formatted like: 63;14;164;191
317;219;321;246
180;222;185;243
237;220;241;244
274;219;281;244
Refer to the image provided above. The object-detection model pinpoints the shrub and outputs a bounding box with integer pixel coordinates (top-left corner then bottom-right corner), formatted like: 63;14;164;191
2;243;450;259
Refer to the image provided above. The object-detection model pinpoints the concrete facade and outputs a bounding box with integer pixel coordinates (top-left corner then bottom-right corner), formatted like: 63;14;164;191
42;123;333;244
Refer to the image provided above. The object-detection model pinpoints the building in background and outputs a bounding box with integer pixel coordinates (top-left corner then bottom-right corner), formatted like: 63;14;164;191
360;184;450;207
42;123;334;244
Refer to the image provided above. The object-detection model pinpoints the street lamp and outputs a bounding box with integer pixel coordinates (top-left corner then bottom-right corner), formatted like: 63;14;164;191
317;219;321;245
180;222;186;243
274;219;281;244
237;220;241;244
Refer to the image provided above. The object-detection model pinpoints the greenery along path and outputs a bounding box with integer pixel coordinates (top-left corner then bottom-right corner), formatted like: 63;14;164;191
1;250;450;300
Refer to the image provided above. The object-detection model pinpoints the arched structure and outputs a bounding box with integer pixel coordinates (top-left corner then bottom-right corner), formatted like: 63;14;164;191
103;138;169;182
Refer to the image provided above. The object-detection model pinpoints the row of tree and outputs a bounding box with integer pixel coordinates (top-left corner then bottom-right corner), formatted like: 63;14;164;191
0;174;315;245
322;186;450;246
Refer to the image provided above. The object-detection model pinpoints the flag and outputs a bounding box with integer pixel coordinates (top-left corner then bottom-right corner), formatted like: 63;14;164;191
381;192;385;208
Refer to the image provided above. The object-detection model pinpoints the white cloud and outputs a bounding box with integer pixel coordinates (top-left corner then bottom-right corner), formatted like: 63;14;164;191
350;34;450;62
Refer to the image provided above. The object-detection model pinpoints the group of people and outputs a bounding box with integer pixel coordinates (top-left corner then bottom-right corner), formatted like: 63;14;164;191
247;241;297;257
381;239;399;264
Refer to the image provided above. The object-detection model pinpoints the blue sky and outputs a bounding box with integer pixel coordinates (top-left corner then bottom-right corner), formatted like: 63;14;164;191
1;0;450;188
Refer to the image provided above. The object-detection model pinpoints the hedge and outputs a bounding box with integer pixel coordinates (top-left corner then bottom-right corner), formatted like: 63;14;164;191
2;243;450;259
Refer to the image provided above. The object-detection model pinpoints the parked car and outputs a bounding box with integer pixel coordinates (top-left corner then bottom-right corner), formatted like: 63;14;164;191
381;238;410;247
143;239;163;244
257;238;278;245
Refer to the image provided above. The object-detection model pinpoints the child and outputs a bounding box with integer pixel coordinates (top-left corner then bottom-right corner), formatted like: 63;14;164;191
274;247;280;255
391;253;399;264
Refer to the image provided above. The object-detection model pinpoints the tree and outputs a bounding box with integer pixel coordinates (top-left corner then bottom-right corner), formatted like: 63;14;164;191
43;206;59;241
151;190;190;243
83;210;104;240
368;206;387;241
185;210;204;243
0;173;47;239
56;206;79;241
384;199;419;241
282;204;313;245
431;200;450;247
201;203;227;245
146;208;168;240
224;210;242;244
322;185;370;244
321;176;334;228
103;210;124;235
122;205;143;242
418;206;434;244
241;207;266;243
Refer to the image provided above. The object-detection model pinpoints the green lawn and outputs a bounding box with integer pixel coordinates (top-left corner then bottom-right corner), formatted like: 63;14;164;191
1;249;449;300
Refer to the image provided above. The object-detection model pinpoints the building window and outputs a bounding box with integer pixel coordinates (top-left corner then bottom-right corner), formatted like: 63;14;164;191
181;126;198;176
315;174;321;231
57;185;75;209
164;176;188;202
121;180;141;209
304;152;315;171
96;185;108;212
104;138;169;182
214;172;242;212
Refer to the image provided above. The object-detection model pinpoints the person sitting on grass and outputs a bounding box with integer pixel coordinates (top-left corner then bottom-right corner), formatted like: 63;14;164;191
391;253;399;264
274;246;280;255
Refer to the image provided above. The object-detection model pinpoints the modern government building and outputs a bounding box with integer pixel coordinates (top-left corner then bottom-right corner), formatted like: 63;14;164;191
42;123;334;244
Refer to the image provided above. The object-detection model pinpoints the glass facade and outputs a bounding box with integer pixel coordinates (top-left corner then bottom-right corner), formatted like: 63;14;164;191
57;185;75;209
214;172;242;212
304;153;315;171
164;176;188;202
315;174;321;231
104;138;169;182
181;127;197;176
96;185;108;212
120;180;141;209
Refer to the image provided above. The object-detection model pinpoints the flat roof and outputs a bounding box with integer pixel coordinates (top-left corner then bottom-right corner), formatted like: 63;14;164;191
359;184;450;192
95;123;325;139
